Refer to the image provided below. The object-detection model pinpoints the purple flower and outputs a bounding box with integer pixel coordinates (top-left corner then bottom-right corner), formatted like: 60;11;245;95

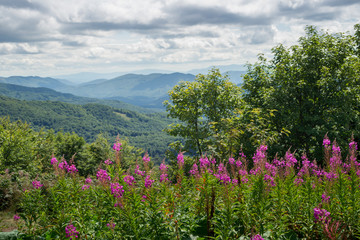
251;234;264;240
314;208;330;223
349;141;358;150
82;185;90;191
67;164;78;174
264;174;276;187
323;138;331;147
294;178;304;186
144;175;154;188
321;193;330;203
177;152;184;168
65;224;79;239
143;153;151;163
228;157;235;165
104;159;113;165
58;160;69;170
85;178;92;184
50;157;58;165
235;160;242;168
113;142;122;151
189;163;199;176
13;214;20;221
252;145;267;165
32;180;43;189
135;165;145;176
107;222;116;229
159;163;168;171
110;183;124;198
199;156;210;169
96;169;111;183
160;173;169;183
239;169;248;176
124;175;136;186
285;151;297;167
142;195;147;202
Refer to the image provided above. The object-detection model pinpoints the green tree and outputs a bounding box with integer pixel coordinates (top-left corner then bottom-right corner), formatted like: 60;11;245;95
242;25;360;161
164;68;242;157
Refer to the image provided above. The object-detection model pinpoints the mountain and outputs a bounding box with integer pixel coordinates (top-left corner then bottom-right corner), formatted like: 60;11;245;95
0;76;69;90
0;95;177;163
0;82;157;113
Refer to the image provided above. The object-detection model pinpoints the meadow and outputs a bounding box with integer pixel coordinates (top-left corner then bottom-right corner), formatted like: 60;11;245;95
4;136;359;239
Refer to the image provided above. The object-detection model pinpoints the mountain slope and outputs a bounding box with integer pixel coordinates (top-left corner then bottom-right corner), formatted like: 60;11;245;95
0;95;177;162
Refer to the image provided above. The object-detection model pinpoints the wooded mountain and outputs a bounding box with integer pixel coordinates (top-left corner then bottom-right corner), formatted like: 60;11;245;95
0;95;177;162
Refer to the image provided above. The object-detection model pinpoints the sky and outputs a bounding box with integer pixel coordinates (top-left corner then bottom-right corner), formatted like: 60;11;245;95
0;0;359;77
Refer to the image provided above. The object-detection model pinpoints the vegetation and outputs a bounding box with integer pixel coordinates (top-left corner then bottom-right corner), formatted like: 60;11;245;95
0;96;177;162
4;137;360;239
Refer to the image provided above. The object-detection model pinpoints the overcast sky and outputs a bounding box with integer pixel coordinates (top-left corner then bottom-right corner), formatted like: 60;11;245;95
0;0;359;77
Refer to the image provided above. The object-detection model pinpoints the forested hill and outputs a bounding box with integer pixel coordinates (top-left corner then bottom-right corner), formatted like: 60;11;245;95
0;82;156;113
0;95;177;162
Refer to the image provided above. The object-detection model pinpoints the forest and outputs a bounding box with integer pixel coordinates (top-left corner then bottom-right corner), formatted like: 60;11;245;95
0;24;360;239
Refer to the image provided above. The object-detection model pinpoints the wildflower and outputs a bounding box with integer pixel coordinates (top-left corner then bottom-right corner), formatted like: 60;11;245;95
13;214;20;221
96;169;111;183
142;195;147;202
241;177;249;184
85;178;92;184
159;163;168;171
32;180;43;189
110;183;124;198
264;174;276;187
294;178;304;186
107;222;116;229
190;163;199;176
314;208;330;223
124;175;136;186
113;142;122;151
58;160;69;170
65;224;79;239
144;175;154;188
114;202;123;208
239;169;248;176
228;157;235;165
285;151;297;167
160;173;169;183
177;152;184;168
67;164;78;174
104;159;113;165
82;185;90;191
199;156;210;169
235;160;242;168
134;165;145;176
50;157;58;165
143;153;150;163
251;234;264;240
253;145;267;165
349;140;358;150
323;138;331;147
321;193;330;203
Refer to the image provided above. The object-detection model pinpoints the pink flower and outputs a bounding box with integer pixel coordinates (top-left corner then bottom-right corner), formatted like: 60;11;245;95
143;153;151;163
85;178;92;184
124;175;136;186
251;234;264;240
32;180;43;189
177;152;184;168
323;138;331;147
107;222;116;229
65;224;79;239
82;185;90;190
67;164;78;174
314;208;330;223
135;165;145;176
13;214;20;221
159;163;168;171
50;157;58;165
58;160;69;170
113;142;122;151
96;169;111;183
104;159;113;165
110;183;124;198
228;157;235;165
144;176;154;188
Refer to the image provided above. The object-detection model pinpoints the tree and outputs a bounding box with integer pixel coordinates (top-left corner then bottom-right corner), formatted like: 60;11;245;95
164;68;242;157
242;25;360;161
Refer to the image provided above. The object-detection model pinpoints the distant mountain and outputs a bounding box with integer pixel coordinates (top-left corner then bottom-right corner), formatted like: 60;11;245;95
187;64;247;75
0;82;156;113
0;76;69;90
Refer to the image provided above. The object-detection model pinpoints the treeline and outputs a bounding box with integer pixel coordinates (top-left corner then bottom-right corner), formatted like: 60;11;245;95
0;95;177;162
165;25;360;164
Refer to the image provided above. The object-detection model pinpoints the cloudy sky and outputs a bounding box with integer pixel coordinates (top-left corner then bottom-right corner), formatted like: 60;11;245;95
0;0;359;77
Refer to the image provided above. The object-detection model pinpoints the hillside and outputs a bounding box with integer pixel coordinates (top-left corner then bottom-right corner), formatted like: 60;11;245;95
0;95;177;162
0;82;158;113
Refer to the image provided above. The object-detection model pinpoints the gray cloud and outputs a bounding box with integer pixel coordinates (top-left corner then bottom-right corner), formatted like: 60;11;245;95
0;0;37;9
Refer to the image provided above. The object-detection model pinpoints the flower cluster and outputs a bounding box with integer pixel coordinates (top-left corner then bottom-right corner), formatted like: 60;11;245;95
177;152;184;168
144;175;154;188
104;159;113;165
58;160;69;170
50;157;58;165
97;169;111;183
135;165;145;176
110;183;124;198
67;164;78;174
124;175;136;186
85;178;92;184
143;153;150;163
113;142;122;151
32;180;43;189
314;208;330;223
251;235;264;240
65;224;79;239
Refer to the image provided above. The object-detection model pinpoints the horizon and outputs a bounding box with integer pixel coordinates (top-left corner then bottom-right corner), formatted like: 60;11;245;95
0;1;359;77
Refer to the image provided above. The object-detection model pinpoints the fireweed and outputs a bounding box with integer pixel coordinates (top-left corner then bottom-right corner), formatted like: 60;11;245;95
14;138;360;239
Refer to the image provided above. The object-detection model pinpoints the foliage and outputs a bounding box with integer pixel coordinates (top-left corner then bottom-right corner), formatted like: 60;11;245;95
12;137;360;239
164;68;242;158
242;25;360;162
